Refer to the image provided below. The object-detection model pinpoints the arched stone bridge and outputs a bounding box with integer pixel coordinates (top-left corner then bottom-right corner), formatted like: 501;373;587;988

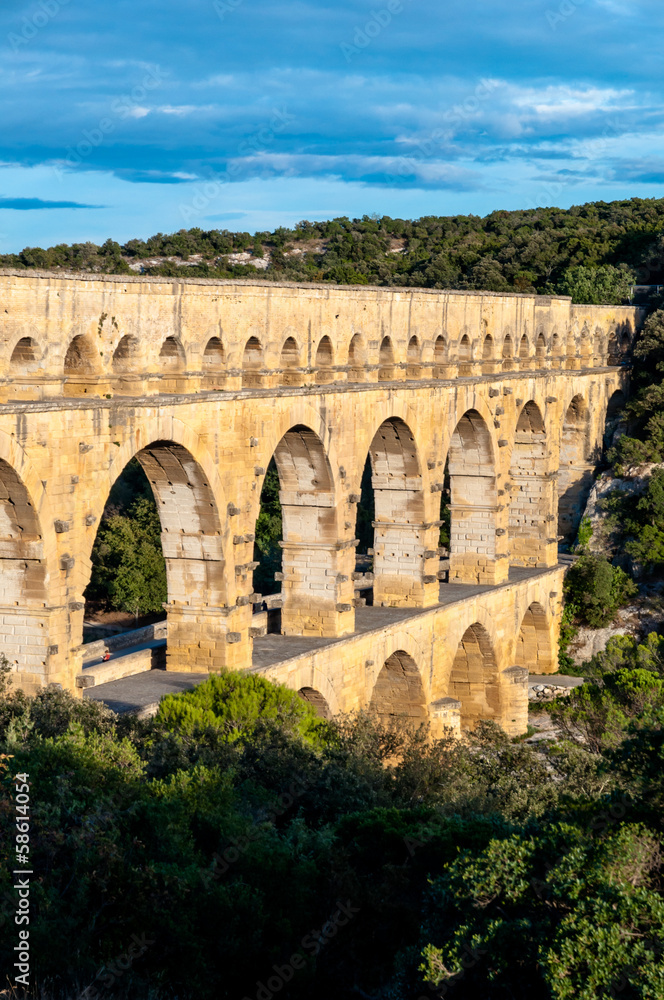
0;271;643;735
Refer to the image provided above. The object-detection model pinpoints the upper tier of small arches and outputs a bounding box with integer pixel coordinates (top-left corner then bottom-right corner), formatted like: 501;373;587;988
0;273;644;400
0;321;638;400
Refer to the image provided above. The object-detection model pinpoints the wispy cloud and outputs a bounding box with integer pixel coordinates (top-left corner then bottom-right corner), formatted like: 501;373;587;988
0;196;102;210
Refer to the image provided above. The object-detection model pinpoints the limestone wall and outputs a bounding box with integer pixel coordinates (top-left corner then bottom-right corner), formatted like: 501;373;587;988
0;272;644;737
0;271;643;400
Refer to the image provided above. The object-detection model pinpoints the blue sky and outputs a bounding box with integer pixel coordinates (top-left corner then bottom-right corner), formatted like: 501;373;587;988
0;0;663;251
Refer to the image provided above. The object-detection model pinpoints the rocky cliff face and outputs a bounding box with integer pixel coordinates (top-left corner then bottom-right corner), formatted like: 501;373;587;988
568;464;664;666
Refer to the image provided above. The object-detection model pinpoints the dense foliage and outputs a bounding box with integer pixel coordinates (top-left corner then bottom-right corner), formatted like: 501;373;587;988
85;459;166;617
4;197;664;297
563;553;637;630
155;672;324;744
1;655;664;1000
610;310;664;470
253;459;283;596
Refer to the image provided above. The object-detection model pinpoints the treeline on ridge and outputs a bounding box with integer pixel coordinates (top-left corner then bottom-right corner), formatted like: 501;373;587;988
4;196;664;301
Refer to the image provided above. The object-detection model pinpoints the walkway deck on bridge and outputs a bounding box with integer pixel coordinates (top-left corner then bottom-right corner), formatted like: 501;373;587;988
84;565;556;715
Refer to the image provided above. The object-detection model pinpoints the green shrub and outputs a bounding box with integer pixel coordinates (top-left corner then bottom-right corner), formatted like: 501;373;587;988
564;553;637;628
155;672;325;744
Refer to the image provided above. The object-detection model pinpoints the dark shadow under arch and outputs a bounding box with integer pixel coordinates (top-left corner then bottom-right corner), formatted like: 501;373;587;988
203;336;225;367
298;687;332;719
64;335;99;375
10;337;39;368
369;651;428;724
449;623;501;729
113;335;140;372
515;602;554;673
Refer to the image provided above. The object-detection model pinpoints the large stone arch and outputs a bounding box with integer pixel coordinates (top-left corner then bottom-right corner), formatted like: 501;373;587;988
80;416;237;672
0;432;63;690
515;601;556;674
259;423;353;638
603;388;627;451
364;416;437;607
508;401;556;567
447;407;506;584
558;393;593;542
449;622;502;729
369;649;428;725
87;440;229;672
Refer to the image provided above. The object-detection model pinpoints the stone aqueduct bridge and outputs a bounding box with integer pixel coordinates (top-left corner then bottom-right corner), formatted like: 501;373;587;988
0;271;644;735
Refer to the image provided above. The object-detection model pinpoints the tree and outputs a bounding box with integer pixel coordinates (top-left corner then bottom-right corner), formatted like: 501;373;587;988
155;671;324;743
563;552;636;628
556;264;635;305
86;496;167;616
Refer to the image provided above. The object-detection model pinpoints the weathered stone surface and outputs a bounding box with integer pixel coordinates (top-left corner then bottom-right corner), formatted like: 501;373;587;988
0;271;643;734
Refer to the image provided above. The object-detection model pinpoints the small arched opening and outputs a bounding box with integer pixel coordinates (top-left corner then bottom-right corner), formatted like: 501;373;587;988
112;335;140;373
369;651;428;726
280;336;301;385
347;333;366;382
502;333;514;370
10;338;39;369
449;623;501;729
159;336;185;372
203;337;225;367
407;336;421;377
242;336;264;387
482;334;494;360
298;687;332;719
64;335;99;376
518;334;529;360
536;332;547;361
434;335;447;375
515;603;555;674
378;336;395;381
315;335;334;384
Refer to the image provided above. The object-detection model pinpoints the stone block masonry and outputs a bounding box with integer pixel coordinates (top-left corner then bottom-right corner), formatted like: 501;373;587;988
0;271;642;734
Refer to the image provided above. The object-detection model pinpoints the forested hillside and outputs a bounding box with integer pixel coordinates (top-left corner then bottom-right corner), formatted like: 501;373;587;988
2;658;664;999
4;196;664;301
